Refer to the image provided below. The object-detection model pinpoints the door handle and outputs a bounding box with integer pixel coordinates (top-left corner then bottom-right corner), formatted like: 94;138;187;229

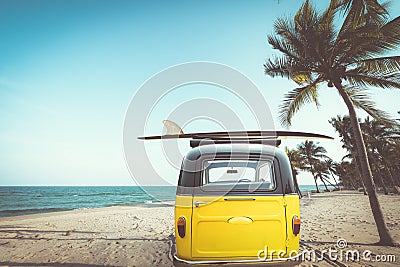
194;201;209;207
227;216;253;224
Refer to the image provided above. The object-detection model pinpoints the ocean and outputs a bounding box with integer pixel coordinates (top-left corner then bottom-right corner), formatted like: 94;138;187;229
0;185;333;218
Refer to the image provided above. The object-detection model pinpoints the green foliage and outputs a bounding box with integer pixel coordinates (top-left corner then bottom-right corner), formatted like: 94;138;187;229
264;0;400;127
286;141;338;192
330;115;400;191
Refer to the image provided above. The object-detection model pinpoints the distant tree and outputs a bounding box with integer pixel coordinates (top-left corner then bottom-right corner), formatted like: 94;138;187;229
336;160;358;189
297;141;329;192
313;161;332;191
324;158;340;186
361;117;400;193
285;147;305;197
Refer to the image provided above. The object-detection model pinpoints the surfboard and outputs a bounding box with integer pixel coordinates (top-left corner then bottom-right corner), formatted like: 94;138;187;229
138;130;334;140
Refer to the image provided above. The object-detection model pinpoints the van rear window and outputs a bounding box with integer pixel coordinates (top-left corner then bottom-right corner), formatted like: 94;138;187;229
201;159;276;192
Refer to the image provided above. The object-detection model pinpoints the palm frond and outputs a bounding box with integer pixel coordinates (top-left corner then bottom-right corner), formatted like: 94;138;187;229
380;16;400;50
334;23;382;64
346;70;400;89
274;17;305;57
267;35;301;61
344;86;398;125
279;77;322;127
293;0;327;64
334;16;400;66
319;0;340;51
353;56;400;73
264;57;290;79
338;0;389;27
294;0;319;33
319;0;341;33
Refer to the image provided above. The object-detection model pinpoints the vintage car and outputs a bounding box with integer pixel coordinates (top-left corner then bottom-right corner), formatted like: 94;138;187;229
174;138;300;265
139;129;332;265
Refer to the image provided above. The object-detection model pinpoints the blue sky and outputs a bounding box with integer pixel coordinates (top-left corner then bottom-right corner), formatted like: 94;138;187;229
0;0;399;186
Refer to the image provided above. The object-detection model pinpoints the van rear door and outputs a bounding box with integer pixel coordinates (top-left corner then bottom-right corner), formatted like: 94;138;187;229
191;158;287;259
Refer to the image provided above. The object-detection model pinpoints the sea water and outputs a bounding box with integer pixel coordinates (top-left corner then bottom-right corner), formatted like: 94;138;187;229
0;186;176;218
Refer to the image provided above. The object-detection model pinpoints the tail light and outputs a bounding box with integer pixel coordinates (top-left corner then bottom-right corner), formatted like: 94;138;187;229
177;216;186;238
292;215;300;236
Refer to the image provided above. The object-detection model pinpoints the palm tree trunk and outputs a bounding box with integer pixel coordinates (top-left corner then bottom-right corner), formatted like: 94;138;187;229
329;170;340;187
335;82;395;246
310;163;320;193
312;173;320;193
354;156;367;195
320;175;329;191
323;176;339;189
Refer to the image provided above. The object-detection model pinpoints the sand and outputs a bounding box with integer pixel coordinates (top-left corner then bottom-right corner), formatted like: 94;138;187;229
0;191;399;267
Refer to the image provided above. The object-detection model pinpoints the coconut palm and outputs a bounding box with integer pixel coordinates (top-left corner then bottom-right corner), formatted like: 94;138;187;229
297;141;329;193
336;160;358;189
313;161;334;191
285;147;304;197
342;152;368;194
264;0;399;245
361;117;400;193
333;115;390;194
324;158;340;187
330;115;368;194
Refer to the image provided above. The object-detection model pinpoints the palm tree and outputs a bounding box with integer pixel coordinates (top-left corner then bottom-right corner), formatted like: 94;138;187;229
361;117;400;193
336;160;358;189
264;0;398;245
285;147;304;197
324;158;340;187
314;161;333;191
297;141;329;193
330;115;368;194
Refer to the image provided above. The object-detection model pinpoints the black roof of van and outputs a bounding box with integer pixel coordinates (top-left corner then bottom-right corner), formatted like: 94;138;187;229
184;143;287;161
177;144;296;195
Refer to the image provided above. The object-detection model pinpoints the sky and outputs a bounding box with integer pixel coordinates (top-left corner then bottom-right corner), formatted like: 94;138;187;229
0;0;399;186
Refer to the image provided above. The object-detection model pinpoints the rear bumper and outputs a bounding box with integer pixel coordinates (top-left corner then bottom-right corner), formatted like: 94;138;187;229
173;254;295;265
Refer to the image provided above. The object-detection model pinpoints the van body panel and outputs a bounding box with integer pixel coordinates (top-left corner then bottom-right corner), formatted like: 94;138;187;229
191;195;287;259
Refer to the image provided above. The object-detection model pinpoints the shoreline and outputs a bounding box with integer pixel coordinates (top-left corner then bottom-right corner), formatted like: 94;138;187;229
0;200;176;221
0;203;174;225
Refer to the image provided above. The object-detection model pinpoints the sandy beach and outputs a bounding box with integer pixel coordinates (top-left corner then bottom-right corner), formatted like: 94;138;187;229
0;191;399;267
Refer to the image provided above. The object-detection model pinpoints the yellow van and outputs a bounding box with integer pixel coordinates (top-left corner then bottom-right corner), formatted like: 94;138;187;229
174;138;301;265
139;130;331;265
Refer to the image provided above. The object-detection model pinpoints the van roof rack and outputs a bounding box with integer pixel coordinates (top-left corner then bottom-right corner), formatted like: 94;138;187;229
189;138;281;148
